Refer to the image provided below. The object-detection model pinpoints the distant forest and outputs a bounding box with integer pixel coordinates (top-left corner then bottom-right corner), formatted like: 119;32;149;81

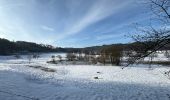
0;38;59;55
0;38;170;55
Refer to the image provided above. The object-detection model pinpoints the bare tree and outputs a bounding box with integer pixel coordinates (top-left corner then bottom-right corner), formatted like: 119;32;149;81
149;0;170;22
99;50;107;65
91;56;98;64
126;0;170;67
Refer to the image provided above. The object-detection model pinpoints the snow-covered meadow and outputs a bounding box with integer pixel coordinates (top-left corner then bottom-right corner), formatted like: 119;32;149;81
0;53;170;100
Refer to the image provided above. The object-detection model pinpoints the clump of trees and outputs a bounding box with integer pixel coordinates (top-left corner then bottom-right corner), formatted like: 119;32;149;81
98;51;107;65
62;47;123;66
99;46;123;66
108;47;123;66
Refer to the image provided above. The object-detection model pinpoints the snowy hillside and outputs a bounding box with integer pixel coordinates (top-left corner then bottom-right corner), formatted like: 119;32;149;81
0;53;170;100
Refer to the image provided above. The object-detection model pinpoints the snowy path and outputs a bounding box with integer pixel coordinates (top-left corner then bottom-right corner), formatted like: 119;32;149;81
0;54;170;100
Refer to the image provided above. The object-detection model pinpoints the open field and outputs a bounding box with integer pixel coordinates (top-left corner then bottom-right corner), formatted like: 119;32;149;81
0;53;170;100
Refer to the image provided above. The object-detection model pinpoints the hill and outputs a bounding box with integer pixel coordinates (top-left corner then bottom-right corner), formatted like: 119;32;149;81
0;38;56;55
0;38;170;55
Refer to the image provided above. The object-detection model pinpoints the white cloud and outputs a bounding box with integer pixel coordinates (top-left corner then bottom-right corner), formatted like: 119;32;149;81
0;0;136;46
41;25;54;32
96;34;116;40
63;0;133;36
0;1;56;44
96;33;125;40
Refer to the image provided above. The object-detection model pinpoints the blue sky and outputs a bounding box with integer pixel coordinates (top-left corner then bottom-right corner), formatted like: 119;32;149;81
0;0;151;47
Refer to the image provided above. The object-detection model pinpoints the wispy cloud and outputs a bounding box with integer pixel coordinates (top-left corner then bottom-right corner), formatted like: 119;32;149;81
41;25;54;32
0;0;152;47
96;34;117;40
95;33;125;40
63;0;133;37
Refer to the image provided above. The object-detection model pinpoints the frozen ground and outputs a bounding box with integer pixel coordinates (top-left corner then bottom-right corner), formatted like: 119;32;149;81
0;53;170;100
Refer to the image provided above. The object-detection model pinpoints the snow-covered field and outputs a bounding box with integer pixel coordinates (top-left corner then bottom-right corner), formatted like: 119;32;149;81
0;53;170;100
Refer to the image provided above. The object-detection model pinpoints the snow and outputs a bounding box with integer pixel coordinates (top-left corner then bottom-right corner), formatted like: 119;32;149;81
0;53;170;100
123;50;170;62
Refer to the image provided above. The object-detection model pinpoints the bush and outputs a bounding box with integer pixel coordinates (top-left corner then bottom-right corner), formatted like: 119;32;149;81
66;53;76;61
165;51;170;58
56;55;62;62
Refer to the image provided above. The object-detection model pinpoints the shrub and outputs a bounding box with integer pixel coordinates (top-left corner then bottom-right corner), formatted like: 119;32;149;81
66;53;76;61
56;55;62;62
27;54;33;64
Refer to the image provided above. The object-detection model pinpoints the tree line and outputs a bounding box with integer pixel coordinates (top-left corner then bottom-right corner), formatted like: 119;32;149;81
1;37;170;56
0;38;56;55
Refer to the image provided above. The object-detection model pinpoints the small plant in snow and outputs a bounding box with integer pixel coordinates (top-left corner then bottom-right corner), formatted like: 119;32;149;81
164;70;170;79
164;51;170;59
148;52;156;68
27;54;32;64
94;77;99;79
33;53;40;59
56;55;62;62
14;54;21;59
47;55;58;64
51;55;56;62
